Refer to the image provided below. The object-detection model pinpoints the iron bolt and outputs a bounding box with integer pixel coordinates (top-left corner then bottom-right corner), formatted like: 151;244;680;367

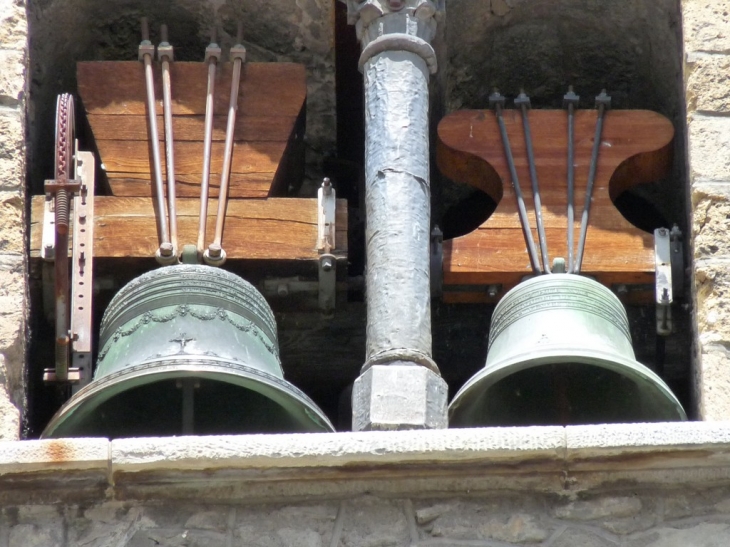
277;283;289;297
321;257;334;272
159;242;174;257
208;244;222;258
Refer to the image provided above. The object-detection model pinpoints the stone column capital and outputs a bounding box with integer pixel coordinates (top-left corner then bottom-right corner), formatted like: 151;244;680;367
338;0;444;74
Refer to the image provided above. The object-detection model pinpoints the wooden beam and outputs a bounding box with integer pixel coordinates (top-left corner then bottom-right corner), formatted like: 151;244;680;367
77;61;306;198
30;196;347;261
77;62;307;117
437;109;674;301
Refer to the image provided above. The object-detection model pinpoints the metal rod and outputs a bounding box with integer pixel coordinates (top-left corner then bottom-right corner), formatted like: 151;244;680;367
207;23;244;262
159;24;178;255
197;29;219;255
516;91;550;273
54;194;70;382
574;90;611;273
490;91;541;274
139;18;172;258
563;86;579;273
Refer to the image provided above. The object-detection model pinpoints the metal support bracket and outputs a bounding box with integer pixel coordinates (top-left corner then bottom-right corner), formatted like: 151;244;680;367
319;254;336;313
41;194;56;261
430;226;443;297
654;227;673;336
670;224;685;299
317;178;337;313
43;150;96;387
317;178;336;253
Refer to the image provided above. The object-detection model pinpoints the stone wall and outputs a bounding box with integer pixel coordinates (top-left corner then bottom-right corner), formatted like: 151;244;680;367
0;0;27;440
685;0;730;419
6;488;730;547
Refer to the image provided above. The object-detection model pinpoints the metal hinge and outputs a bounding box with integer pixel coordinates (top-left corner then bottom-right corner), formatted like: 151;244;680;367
317;178;337;313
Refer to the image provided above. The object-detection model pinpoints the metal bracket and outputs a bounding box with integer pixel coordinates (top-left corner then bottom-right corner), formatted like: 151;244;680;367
654;227;673;336
430;226;443;297
670;224;685;299
41;194;56;261
43;150;96;387
317;178;336;253
319;254;336;313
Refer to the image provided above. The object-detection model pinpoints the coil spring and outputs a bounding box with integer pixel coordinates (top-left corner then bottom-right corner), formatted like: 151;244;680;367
55;189;69;235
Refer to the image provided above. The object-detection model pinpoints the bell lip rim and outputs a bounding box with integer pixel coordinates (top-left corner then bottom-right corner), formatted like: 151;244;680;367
448;347;688;424
40;356;335;439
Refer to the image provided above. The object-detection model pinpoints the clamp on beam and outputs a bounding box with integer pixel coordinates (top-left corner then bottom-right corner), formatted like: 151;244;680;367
317;178;337;313
654;227;673;336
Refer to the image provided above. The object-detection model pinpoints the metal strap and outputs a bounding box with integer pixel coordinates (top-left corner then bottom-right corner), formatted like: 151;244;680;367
574;90;611;273
516;91;550;273
563;87;579;273
490;91;541;274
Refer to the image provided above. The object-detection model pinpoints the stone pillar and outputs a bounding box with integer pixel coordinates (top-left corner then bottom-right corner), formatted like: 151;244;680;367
341;0;448;431
0;0;28;439
683;1;730;419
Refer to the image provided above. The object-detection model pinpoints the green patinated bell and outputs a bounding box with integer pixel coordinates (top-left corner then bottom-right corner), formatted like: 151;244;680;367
42;265;334;438
449;274;687;427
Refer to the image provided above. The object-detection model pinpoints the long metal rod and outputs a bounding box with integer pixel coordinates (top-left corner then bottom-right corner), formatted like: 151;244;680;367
139;18;172;256
159;24;178;254
574;90;611;273
516;91;550;273
564;87;578;273
491;91;541;274
197;29;219;255
208;23;244;261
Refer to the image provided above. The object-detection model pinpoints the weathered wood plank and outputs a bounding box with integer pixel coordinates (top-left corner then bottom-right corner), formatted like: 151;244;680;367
77;62;306;117
105;173;272;199
437;109;674;299
99;141;285;176
87;114;298;142
30;196;347;260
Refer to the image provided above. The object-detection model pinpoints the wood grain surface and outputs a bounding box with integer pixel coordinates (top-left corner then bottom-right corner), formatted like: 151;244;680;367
437;109;674;300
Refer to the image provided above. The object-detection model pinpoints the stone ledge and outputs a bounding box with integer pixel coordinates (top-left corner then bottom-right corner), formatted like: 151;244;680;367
5;423;730;502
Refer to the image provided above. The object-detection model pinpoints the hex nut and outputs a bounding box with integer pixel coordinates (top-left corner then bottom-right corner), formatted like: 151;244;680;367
352;363;448;431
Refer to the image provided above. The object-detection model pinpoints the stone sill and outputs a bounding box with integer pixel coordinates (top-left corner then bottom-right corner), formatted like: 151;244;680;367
2;422;730;504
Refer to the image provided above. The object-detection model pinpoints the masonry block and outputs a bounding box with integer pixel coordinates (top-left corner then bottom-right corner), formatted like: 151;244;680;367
686;53;730;113
352;364;448;431
688;114;730;182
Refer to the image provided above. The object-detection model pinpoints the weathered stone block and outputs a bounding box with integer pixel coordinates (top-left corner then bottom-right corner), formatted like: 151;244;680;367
696;345;730;421
0;0;27;50
352;364;448;431
0;49;25;105
9;524;64;547
695;262;730;345
682;0;730;53
626;522;730;547
554;496;642;521
339;497;410;547
0;193;24;253
0;109;23;190
688;114;730;182
551;527;618;547
693;184;730;259
477;513;550;543
686;53;730;113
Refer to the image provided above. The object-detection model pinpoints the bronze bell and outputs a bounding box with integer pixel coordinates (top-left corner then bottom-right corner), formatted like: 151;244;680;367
42;265;334;438
449;274;687;427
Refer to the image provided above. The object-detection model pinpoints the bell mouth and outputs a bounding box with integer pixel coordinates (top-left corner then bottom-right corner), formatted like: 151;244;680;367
449;348;688;427
41;357;335;439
